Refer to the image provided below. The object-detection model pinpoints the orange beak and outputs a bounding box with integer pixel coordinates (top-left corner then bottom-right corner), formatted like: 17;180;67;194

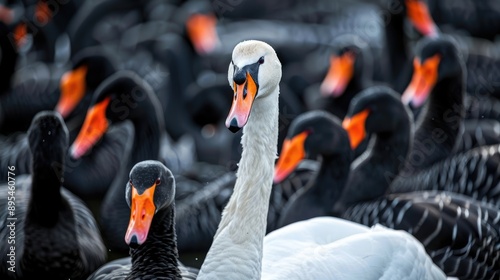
320;52;355;98
35;0;51;26
342;109;369;150
405;0;439;37
56;65;88;118
186;13;219;55
401;54;441;108
13;22;27;49
225;72;258;132
125;184;157;246
70;97;111;159
274;131;309;184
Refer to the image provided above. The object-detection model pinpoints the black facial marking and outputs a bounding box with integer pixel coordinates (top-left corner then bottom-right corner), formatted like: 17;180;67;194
232;59;262;99
233;69;246;85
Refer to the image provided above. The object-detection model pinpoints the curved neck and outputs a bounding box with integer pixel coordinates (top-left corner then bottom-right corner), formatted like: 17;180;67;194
338;117;412;211
100;126;136;251
128;205;182;279
352;51;373;91
280;151;352;225
160;44;199;140
125;88;163;164
336;77;371;118
405;74;464;173
315;153;352;202
197;87;279;279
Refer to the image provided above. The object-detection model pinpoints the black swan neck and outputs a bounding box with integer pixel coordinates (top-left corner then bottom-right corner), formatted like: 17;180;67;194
406;74;464;173
339;118;412;210
128;205;182;280
121;85;163;164
28;159;64;226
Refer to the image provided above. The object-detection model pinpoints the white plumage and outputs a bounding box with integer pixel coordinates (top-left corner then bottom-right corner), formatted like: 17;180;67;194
262;217;446;280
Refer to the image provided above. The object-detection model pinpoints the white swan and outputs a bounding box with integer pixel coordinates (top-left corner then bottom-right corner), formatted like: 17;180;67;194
262;217;446;280
197;39;281;280
197;40;446;280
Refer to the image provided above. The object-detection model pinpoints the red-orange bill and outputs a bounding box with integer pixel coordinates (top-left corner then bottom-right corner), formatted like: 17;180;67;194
225;73;258;132
405;0;439;37
320;52;355;98
401;54;441;107
342;109;369;150
70;97;111;159
56;65;88;118
186;13;219;55
124;185;157;246
274;131;309;184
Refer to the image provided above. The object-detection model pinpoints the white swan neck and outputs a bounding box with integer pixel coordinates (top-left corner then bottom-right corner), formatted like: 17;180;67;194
197;86;279;280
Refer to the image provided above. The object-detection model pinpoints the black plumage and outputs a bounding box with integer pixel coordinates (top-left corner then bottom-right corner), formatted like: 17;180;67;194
343;191;500;280
342;87;500;279
70;71;194;255
0;111;106;280
87;160;198;280
275;110;352;228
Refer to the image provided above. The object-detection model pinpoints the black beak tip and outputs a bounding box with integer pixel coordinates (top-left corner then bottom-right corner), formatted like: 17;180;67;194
227;118;241;133
228;125;241;133
128;235;140;249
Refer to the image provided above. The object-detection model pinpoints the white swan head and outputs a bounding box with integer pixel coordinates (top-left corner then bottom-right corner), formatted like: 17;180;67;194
225;40;282;132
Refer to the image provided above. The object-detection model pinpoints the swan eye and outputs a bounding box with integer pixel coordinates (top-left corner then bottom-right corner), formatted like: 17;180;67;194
258;56;264;64
155;178;161;186
129;179;133;185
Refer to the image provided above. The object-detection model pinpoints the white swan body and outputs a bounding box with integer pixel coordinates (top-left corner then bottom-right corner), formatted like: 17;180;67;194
197;40;445;280
262;217;446;280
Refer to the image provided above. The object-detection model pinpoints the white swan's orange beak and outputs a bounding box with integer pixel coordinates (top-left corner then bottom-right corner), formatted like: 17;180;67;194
225;72;258;133
70;97;110;159
125;185;157;246
56;65;88;118
342;109;369;150
401;54;441;108
186;13;219;55
320;52;355;98
405;0;439;37
274;131;309;184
